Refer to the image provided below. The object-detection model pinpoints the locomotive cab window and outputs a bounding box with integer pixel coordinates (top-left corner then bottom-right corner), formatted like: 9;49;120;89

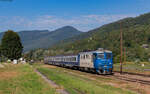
106;53;112;59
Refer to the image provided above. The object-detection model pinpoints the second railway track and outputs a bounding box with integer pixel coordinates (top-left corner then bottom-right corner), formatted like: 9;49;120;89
69;67;150;86
113;70;150;77
109;74;150;85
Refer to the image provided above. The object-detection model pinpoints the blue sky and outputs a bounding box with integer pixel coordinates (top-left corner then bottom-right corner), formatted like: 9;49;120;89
0;0;150;32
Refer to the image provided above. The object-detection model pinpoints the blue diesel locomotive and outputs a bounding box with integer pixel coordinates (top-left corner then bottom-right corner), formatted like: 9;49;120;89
44;48;113;74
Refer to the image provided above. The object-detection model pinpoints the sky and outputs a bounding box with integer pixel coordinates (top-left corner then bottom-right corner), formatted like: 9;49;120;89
0;0;150;32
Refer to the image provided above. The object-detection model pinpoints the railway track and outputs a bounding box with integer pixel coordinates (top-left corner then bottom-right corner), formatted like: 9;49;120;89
113;71;150;77
109;74;150;85
68;68;150;86
87;72;150;86
72;69;150;86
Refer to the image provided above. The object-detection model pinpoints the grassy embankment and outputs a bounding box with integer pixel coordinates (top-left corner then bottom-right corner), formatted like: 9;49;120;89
114;62;150;74
38;65;136;94
0;63;57;94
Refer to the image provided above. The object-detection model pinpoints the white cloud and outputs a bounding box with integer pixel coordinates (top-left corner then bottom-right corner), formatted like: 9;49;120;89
0;14;137;32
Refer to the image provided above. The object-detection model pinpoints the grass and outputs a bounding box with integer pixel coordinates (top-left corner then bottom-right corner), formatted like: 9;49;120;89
0;63;56;94
38;66;136;94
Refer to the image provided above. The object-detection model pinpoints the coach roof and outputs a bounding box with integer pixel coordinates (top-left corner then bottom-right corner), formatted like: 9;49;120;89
79;50;112;54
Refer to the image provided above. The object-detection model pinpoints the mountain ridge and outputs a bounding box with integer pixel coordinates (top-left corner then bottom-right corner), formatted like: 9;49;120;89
35;12;150;62
0;26;83;52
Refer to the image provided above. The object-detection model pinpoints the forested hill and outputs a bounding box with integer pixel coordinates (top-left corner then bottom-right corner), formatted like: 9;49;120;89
30;12;150;62
0;26;83;52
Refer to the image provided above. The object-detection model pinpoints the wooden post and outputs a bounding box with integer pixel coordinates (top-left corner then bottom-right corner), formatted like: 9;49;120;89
124;48;126;64
120;23;123;74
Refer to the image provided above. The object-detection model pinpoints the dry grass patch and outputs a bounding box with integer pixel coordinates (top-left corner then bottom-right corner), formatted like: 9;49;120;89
0;71;18;80
42;65;57;68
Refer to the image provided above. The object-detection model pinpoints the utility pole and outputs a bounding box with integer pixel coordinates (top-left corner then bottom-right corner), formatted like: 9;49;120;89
124;48;126;64
120;23;123;74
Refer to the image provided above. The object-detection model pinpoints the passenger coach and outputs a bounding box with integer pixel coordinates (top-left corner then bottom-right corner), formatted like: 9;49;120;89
44;48;113;74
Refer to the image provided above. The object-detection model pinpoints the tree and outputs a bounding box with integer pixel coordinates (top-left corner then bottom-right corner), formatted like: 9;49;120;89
1;30;23;60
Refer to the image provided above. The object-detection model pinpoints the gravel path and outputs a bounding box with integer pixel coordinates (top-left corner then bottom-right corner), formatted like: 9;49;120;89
35;69;69;94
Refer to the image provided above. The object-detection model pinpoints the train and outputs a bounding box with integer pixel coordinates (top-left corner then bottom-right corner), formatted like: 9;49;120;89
44;48;113;74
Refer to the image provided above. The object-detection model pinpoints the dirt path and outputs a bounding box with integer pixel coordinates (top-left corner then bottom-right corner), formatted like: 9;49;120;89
35;69;69;94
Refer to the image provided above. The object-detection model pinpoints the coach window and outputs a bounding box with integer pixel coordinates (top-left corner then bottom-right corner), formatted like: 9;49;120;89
74;57;76;61
73;57;75;62
85;54;87;59
70;57;72;62
69;58;71;62
86;55;88;59
84;55;86;59
72;57;74;61
72;57;74;62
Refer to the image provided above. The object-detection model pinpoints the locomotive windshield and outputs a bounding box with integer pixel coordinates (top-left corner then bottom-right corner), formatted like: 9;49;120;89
106;53;112;59
97;53;104;59
97;53;112;59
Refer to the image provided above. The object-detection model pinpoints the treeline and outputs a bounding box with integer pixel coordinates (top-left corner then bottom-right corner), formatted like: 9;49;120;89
25;13;150;63
0;30;23;61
